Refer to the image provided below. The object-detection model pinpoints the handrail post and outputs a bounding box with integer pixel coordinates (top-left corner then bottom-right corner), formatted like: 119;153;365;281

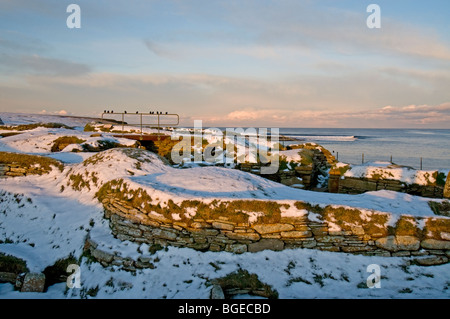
122;113;124;138
140;113;143;137
157;113;160;141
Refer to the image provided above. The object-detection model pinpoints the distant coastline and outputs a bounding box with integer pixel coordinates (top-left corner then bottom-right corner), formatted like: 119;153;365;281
1;112;449;170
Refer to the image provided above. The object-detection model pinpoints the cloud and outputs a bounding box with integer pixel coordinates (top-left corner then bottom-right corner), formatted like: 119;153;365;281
39;109;70;115
216;1;450;62
331;102;450;126
0;53;92;76
0;0;62;16
0;34;47;54
143;40;180;59
200;102;450;128
371;103;450;123
226;110;261;121
3;67;449;127
133;1;450;77
13;69;448;126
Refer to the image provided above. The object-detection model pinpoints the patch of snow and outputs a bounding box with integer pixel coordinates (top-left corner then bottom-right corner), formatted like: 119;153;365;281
279;149;302;163
242;211;263;223
307;212;323;223
280;205;308;218
0;112;97;128
334;162;349;168
1;112;449;300
344;162;438;186
185;207;197;218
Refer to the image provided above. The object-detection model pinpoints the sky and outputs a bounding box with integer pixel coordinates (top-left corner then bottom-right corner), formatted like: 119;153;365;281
0;0;449;128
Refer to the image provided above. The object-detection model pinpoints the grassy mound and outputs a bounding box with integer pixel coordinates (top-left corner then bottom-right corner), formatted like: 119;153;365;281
51;136;86;152
0;123;73;131
429;200;450;217
0;152;64;173
0;253;29;274
213;269;278;299
43;255;78;289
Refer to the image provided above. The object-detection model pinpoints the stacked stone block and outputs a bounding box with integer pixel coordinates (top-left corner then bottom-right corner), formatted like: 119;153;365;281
88;195;450;270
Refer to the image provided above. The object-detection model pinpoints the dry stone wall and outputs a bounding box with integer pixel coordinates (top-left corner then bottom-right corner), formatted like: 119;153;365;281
444;174;450;199
0;163;49;177
238;163;304;188
237;148;330;189
329;173;445;198
88;195;450;270
0;152;63;177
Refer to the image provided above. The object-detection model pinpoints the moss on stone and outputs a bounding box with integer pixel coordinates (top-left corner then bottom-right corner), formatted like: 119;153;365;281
51;136;86;152
213;268;278;299
433;171;447;187
329;164;350;176
294;201;324;215
392;216;421;238
0;253;29;274
43;255;78;289
68;173;91;191
0;122;73;131
298;149;314;166
96;179;289;225
83;123;96;132
0;151;64;173
428;200;450;217
423;217;450;240
311;205;389;237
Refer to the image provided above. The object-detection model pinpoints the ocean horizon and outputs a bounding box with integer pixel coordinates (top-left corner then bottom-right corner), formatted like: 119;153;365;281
202;127;450;171
1;112;448;171
279;127;450;171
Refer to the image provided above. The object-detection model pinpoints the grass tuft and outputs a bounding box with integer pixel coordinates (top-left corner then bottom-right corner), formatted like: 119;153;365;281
428;201;450;217
51;136;86;152
43;255;78;289
0;122;73;131
214;268;278;299
0;152;64;173
0;253;29;274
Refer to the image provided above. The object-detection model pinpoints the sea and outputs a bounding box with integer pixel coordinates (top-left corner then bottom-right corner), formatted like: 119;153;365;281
1;112;448;171
277;128;450;171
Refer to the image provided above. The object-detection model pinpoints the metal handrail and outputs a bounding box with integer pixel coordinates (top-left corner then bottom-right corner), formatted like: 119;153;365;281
101;112;180;137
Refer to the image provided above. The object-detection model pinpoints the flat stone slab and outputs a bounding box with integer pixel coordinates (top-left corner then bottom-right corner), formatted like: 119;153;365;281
415;255;449;266
212;221;235;231
226;232;260;241
91;248;114;263
444;173;450;199
253;223;294;234
210;284;225;299
375;236;420;252
21;273;46;293
421;239;450;250
248;239;284;252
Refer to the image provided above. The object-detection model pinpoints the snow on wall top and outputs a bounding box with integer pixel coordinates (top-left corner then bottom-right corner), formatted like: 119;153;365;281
343;161;443;186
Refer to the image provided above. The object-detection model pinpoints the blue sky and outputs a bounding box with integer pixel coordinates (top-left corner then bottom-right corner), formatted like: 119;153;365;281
0;0;449;128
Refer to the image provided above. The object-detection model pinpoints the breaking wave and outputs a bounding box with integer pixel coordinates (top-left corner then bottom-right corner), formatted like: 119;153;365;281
286;135;358;142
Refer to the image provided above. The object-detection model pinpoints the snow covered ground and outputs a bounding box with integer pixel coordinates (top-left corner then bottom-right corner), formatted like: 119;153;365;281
342;161;448;186
0;112;449;299
1;175;449;299
0;125;137;155
0;112;99;128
